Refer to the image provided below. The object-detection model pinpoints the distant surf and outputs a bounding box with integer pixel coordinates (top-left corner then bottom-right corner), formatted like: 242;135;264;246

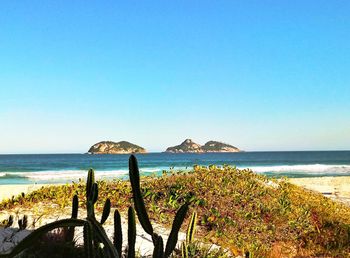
0;151;349;184
244;164;350;177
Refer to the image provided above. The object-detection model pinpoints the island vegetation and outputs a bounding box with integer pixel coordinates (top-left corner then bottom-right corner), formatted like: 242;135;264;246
165;139;240;153
88;141;146;154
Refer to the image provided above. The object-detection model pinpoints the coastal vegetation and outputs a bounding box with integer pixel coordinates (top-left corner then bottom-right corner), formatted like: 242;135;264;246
0;156;188;257
165;139;240;153
1;161;350;256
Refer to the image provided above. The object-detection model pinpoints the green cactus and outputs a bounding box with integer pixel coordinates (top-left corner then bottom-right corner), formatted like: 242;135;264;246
186;211;197;244
164;203;189;257
127;206;136;258
100;198;111;225
86;168;95;198
66;194;79;241
1;218;88;258
181;211;197;258
129;155;189;257
181;242;188;258
113;209;123;257
152;234;164;258
83;221;94;258
129;155;154;236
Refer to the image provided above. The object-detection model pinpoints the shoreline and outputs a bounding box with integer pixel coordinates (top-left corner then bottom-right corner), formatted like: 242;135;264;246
0;184;59;201
288;176;350;205
0;176;350;205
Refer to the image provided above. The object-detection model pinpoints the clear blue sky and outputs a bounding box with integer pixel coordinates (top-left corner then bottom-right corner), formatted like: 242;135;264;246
1;1;349;153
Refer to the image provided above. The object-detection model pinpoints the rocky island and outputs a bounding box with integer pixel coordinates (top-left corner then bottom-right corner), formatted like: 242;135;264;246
165;139;241;153
87;141;146;154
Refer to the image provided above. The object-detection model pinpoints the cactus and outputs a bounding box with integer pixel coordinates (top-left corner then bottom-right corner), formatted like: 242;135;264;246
164;203;189;257
66;194;79;241
83;221;94;258
100;198;111;224
72;194;79;219
113;209;123;257
186;211;197;244
86;168;95;198
181;242;188;258
127;206;136;258
129;155;154;235
181;211;197;258
129;154;189;257
152;234;164;258
2;218;88;258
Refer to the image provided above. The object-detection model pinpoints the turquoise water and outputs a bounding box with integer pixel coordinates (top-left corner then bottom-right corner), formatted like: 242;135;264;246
0;151;349;184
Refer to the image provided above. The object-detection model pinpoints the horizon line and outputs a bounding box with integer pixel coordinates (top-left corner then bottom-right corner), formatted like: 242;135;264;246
1;149;350;155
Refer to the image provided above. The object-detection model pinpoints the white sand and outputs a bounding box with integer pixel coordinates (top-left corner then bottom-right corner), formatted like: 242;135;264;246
289;176;350;205
0;184;47;201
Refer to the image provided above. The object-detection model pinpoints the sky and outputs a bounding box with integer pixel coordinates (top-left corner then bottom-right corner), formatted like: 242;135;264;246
0;1;349;153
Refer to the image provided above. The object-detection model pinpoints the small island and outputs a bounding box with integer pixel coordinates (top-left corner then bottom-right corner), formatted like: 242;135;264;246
165;139;241;153
87;141;146;154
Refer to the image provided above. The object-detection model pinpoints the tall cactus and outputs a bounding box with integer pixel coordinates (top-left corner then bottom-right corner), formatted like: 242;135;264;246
100;198;111;225
66;194;79;241
129;154;189;257
127;206;136;258
164;203;189;257
114;209;123;257
129;155;154;235
153;234;164;258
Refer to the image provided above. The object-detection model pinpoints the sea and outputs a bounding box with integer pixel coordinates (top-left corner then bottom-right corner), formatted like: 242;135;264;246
0;151;349;185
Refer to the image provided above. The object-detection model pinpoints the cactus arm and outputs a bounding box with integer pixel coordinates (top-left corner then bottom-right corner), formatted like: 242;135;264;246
186;212;197;244
72;194;79;219
181;242;188;258
88;217;119;258
87;183;99;219
164;203;189;257
83;220;95;258
114;209;123;256
152;234;164;258
0;218;87;258
127;207;136;258
100;198;111;224
66;194;79;242
129;155;154;235
86;168;95;199
91;183;98;204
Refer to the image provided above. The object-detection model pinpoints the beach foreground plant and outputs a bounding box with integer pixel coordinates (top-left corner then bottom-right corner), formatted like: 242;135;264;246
1;161;350;256
0;155;189;258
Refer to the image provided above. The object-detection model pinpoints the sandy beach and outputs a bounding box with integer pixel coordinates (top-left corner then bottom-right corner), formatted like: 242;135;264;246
289;176;350;205
0;184;46;201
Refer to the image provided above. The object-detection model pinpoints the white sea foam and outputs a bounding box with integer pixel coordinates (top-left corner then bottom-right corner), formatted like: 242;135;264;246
244;164;350;174
0;167;170;181
0;170;128;180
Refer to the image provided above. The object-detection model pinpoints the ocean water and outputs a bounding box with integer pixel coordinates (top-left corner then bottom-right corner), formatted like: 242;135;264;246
0;151;349;185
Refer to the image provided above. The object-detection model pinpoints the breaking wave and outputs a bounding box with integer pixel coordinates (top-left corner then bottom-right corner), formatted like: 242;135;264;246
0;167;168;181
244;164;350;176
